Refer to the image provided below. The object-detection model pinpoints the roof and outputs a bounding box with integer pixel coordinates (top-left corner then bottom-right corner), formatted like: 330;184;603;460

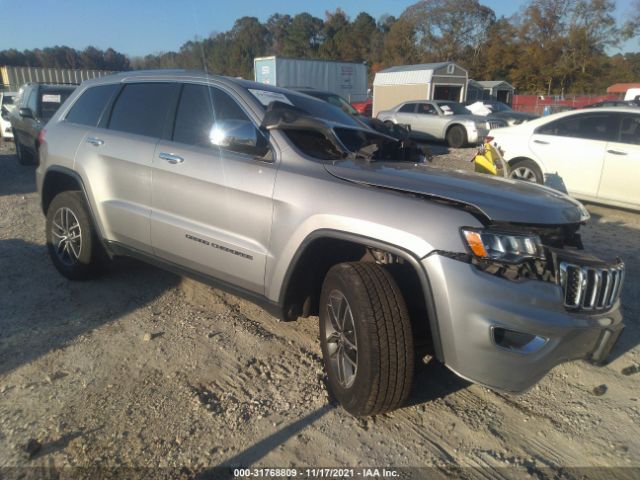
377;62;452;73
374;62;467;86
254;56;366;66
607;83;640;93
476;80;514;90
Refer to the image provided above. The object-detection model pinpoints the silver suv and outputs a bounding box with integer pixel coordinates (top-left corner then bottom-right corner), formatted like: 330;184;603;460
36;71;625;416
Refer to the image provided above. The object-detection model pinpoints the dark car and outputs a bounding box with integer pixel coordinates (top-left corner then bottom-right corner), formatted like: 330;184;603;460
584;100;640;108
291;88;415;142
482;100;539;126
9;83;76;164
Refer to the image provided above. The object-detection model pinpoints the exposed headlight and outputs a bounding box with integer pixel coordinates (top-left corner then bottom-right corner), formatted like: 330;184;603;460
461;228;545;263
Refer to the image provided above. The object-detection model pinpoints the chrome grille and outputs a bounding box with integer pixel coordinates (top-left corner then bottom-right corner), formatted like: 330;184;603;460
489;121;506;130
559;262;624;311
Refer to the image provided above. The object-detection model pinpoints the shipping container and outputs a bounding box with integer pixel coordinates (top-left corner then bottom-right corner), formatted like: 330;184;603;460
253;56;368;102
1;66;116;91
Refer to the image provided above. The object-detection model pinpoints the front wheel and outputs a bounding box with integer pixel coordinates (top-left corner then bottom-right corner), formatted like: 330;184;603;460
509;159;543;184
46;191;107;280
319;262;414;417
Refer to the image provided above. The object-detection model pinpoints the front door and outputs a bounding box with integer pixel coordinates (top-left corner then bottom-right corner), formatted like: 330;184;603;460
151;83;277;294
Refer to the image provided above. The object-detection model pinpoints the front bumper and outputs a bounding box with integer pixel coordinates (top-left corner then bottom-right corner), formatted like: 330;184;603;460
423;254;624;393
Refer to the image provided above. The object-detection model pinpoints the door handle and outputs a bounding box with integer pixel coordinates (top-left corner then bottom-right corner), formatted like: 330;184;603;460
86;136;104;146
607;149;627;156
534;139;550;145
159;152;184;164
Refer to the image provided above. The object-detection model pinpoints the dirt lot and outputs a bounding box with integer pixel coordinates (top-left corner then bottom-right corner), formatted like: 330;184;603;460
0;138;639;479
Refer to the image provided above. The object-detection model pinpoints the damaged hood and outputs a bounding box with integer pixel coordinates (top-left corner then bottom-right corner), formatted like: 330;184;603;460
325;160;590;225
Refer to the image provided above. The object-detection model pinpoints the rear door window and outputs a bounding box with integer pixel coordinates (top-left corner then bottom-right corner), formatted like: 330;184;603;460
65;84;120;126
536;113;617;141
108;83;180;138
40;89;74;120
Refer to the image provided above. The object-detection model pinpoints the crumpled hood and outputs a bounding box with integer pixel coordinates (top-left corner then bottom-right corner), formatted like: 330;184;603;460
325;160;590;225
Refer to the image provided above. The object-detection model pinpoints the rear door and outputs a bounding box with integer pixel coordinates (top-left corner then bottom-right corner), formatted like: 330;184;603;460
529;112;613;197
72;82;180;253
151;83;277;294
598;112;640;207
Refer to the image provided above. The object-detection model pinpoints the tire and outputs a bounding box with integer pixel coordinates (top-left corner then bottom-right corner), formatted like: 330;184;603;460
46;191;107;280
509;158;543;184
446;125;467;148
319;262;414;416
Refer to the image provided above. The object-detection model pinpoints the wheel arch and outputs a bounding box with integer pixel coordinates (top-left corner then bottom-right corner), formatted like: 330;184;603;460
278;229;444;361
41;166;111;256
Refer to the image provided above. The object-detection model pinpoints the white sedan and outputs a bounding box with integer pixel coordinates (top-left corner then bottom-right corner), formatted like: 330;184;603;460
490;107;640;210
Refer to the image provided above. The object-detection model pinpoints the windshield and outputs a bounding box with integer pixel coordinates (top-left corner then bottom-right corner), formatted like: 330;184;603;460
489;102;512;112
436;102;471;115
249;87;362;127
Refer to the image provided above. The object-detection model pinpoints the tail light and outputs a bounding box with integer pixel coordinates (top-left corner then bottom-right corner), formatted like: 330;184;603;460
37;128;46;147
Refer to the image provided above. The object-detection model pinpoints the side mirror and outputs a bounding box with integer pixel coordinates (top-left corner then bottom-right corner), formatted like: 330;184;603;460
19;107;34;118
210;119;258;148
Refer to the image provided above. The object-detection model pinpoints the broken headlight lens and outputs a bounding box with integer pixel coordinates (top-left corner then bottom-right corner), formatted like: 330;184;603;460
461;228;545;264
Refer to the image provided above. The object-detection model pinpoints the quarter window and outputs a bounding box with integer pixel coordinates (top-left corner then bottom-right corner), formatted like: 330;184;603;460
108;83;179;138
399;103;416;113
66;84;119;127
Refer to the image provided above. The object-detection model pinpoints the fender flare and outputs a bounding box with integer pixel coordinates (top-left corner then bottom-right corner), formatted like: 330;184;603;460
278;228;445;362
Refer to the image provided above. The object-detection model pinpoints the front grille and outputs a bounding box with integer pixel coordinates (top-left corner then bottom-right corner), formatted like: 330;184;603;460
559;262;624;311
489;121;506;130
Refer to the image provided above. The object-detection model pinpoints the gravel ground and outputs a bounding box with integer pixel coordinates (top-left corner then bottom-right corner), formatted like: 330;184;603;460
0;138;639;479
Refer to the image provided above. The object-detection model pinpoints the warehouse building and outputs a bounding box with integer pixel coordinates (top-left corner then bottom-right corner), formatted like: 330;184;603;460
372;62;468;116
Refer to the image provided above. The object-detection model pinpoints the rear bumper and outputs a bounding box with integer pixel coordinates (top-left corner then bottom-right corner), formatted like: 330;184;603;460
423;254;624;392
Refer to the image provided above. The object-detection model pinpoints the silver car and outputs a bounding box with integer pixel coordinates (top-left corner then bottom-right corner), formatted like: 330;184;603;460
377;100;506;147
36;71;624;416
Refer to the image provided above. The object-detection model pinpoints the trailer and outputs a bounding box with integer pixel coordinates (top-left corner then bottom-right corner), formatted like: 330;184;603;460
253;56;368;102
1;66;115;91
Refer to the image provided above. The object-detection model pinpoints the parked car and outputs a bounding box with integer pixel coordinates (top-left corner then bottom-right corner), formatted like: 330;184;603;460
377;100;506;148
37;71;624;416
583;100;640;108
0;91;16;140
351;98;372;117
467;100;539;126
490;107;640;210
9;83;76;164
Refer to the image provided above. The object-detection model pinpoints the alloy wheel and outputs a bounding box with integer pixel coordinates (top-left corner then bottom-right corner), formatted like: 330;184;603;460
510;166;538;182
324;290;358;388
51;207;83;266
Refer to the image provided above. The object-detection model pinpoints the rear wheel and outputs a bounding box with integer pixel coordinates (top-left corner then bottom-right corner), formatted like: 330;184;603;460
46;191;107;280
319;262;414;417
446;125;467;148
509;158;543;184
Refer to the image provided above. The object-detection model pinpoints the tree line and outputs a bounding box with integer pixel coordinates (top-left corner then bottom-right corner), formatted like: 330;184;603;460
1;0;639;95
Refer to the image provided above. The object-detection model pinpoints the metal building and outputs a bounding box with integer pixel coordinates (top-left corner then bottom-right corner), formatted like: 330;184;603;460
372;62;468;116
1;66;115;92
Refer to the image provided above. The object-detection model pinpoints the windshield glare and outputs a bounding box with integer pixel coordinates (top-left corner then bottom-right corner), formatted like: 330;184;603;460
253;89;362;127
436;102;471;115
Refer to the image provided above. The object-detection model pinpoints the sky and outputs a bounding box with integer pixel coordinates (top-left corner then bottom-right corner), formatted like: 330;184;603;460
0;0;637;57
